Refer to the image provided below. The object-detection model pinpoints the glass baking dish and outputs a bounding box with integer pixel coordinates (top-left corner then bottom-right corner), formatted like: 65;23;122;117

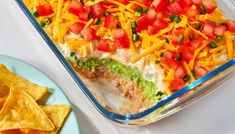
15;0;235;125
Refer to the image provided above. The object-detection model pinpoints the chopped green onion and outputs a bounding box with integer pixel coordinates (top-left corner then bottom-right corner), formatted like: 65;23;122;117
165;38;169;44
209;41;218;48
135;8;143;17
131;21;137;28
220;22;227;26
116;24;121;29
33;11;39;18
178;35;184;43
114;14;119;18
168;0;173;3
216;36;223;41
143;7;149;13
169;14;181;23
211;21;216;25
45;18;51;25
189;35;195;40
160;52;164;57
200;5;205;14
183;75;190;82
94;18;100;25
176;53;182;61
70;52;76;57
156;91;164;96
40;21;46;27
88;12;93;19
133;34;139;41
155;60;160;64
191;70;196;77
196;23;202;30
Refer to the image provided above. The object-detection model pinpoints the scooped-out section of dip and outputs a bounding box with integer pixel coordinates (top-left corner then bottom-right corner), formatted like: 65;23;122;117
67;52;166;102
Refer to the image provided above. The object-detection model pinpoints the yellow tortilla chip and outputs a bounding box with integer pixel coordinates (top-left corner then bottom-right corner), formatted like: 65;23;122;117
40;105;71;132
0;129;21;134
1;105;71;134
0;97;7;110
0;65;15;87
0;86;55;131
0;81;9;110
0;64;48;101
23;105;71;134
0;81;9;98
11;76;48;101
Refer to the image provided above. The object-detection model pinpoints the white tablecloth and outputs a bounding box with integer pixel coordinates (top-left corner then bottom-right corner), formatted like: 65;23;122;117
1;1;235;134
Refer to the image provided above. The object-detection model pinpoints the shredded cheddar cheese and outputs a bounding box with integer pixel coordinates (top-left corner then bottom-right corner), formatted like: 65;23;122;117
132;41;165;63
189;40;208;69
187;23;208;40
224;31;234;60
25;0;235;98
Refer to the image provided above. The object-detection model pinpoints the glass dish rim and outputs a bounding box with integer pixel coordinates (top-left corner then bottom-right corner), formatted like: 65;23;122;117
15;0;235;123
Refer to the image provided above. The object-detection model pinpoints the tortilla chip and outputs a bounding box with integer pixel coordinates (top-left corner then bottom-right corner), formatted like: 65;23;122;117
0;64;48;101
0;86;55;131
25;105;71;134
0;81;9;98
0;97;7;110
0;129;21;134
39;105;71;134
0;65;15;87
11;76;48;101
0;105;71;134
0;81;9;110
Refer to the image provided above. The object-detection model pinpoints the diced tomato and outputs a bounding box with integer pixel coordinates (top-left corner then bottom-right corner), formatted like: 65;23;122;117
36;3;53;16
69;22;85;35
202;21;215;37
172;29;185;45
113;29;130;48
136;0;151;5
167;2;183;15
147;25;159;35
214;25;226;36
168;58;180;70
148;18;169;34
189;37;203;48
161;51;179;70
152;0;169;12
179;0;193;7
136;15;150;32
153;18;169;29
78;6;91;21
104;15;119;29
180;46;193;63
80;27;98;41
226;20;235;32
163;51;174;59
117;0;129;4
202;0;217;13
146;9;157;22
101;1;117;7
91;3;106;18
68;0;82;16
184;7;199;19
97;39;116;52
195;66;208;78
174;65;186;79
169;78;184;91
192;0;202;7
